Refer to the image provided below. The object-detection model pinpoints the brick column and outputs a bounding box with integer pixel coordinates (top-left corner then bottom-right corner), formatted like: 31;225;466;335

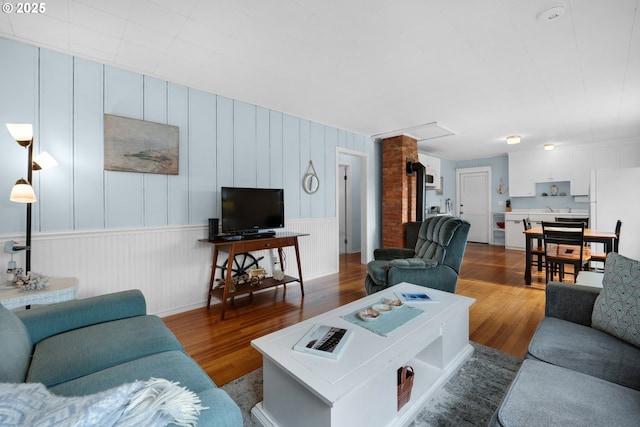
381;135;418;248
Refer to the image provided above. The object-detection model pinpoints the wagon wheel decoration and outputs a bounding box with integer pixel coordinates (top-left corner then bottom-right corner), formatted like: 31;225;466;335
217;252;264;281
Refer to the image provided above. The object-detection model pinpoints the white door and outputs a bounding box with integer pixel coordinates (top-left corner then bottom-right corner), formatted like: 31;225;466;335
457;167;490;243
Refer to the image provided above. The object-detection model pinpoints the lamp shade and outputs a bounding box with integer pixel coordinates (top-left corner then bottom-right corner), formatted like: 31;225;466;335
10;178;36;203
6;123;33;145
33;151;58;170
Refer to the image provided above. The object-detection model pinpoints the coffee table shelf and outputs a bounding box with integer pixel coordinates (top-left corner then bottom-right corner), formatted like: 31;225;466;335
251;282;475;427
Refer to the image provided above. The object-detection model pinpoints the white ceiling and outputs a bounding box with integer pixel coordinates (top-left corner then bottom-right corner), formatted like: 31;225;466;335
1;0;639;161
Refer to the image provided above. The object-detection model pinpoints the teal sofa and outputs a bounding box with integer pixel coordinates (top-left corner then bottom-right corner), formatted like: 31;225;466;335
365;216;470;294
0;289;242;426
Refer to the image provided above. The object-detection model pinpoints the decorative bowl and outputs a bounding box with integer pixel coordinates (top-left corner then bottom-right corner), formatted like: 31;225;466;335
359;308;380;321
384;298;405;309
371;303;392;314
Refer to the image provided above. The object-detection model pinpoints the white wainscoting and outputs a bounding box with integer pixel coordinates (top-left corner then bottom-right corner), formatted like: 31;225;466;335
0;218;338;316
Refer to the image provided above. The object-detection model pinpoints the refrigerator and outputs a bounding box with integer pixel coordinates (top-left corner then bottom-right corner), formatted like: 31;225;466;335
589;167;640;262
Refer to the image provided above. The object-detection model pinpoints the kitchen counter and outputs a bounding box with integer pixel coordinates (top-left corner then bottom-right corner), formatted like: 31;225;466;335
504;210;589;250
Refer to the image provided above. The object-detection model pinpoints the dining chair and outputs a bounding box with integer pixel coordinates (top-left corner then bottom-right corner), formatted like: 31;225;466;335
542;221;591;283
590;219;622;269
523;218;545;271
554;217;589;227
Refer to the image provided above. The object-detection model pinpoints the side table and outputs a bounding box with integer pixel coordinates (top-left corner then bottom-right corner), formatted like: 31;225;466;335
0;277;79;310
200;232;307;320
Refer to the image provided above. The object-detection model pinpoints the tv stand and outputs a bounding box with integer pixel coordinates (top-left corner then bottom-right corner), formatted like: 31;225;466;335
199;232;308;320
218;230;276;241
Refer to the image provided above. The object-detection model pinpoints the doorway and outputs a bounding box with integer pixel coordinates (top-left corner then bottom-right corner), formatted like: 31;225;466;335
338;164;352;254
457;166;491;243
336;148;369;266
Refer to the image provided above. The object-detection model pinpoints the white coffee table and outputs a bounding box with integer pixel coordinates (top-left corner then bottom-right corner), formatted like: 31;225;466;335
251;282;475;427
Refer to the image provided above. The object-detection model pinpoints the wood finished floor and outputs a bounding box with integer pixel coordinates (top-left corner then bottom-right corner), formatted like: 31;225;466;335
163;243;550;386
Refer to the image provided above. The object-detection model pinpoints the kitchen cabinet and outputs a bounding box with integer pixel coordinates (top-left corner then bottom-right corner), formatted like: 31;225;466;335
510;142;640;198
534;149;570;183
505;214;525;250
508;152;535;197
418;153;441;190
570;147;616;195
618;143;640;168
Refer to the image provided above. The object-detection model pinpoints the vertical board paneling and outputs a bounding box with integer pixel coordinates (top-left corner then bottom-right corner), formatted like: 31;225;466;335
167;83;189;225
338;129;347;148
282;114;300;220
324;126;338;218
233;101;257;187
299;119;311;218
256;107;270;187
269;111;283;189
0;39;384;299
143;76;168;227
310;122;325;218
216;96;234;191
0;39;383;288
346;132;355;150
38;49;73;232
354;134;366;153
103;66;144;228
73;59;104;230
188;89;217;224
0;39;38;234
26;218;337;315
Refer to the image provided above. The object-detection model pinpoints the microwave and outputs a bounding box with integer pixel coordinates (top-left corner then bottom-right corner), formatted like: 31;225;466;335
425;172;436;187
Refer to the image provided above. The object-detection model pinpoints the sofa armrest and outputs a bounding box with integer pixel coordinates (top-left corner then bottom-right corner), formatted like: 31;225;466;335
374;247;416;260
16;290;147;344
389;258;438;269
544;282;600;327
388;264;458;293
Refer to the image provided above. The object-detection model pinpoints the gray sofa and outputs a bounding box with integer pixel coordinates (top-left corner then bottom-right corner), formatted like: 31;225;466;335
490;252;640;426
0;289;242;426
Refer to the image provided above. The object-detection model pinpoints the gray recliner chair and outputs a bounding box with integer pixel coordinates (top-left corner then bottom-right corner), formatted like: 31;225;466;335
365;216;471;294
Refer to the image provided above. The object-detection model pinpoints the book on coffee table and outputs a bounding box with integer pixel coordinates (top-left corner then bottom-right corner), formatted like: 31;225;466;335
396;292;439;303
293;324;353;360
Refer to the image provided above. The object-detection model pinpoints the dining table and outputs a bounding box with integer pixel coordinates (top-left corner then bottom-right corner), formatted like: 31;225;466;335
523;227;618;285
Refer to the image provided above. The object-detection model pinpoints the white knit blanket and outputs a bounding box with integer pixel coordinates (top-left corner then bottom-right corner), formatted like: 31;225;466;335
0;378;206;426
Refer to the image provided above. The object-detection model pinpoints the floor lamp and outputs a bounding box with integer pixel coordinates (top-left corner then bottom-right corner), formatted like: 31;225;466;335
6;123;57;274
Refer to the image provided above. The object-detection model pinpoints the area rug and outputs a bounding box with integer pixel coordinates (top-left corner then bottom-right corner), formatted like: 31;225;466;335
221;342;522;426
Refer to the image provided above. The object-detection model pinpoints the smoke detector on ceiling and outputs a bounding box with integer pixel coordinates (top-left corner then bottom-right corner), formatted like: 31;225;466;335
536;5;565;22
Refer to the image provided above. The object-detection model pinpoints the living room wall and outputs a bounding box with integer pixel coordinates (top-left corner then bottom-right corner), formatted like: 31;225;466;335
0;37;381;314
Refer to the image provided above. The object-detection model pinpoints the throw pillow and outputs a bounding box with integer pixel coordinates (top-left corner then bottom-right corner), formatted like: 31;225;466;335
592;252;640;348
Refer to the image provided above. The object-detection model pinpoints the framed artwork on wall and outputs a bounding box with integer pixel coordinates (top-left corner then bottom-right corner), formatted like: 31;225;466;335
104;114;179;175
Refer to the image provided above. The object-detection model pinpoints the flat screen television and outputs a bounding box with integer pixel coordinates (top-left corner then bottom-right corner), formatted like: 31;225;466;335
221;187;285;235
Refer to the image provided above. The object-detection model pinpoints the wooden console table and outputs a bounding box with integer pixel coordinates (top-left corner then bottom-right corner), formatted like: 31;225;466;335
199;232;307;320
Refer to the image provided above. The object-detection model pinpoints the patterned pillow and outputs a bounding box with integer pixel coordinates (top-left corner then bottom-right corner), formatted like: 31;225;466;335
592;252;640;348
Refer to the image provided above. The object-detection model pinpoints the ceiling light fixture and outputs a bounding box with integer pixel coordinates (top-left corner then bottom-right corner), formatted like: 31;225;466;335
536;5;565;22
544;144;555;151
506;135;521;145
